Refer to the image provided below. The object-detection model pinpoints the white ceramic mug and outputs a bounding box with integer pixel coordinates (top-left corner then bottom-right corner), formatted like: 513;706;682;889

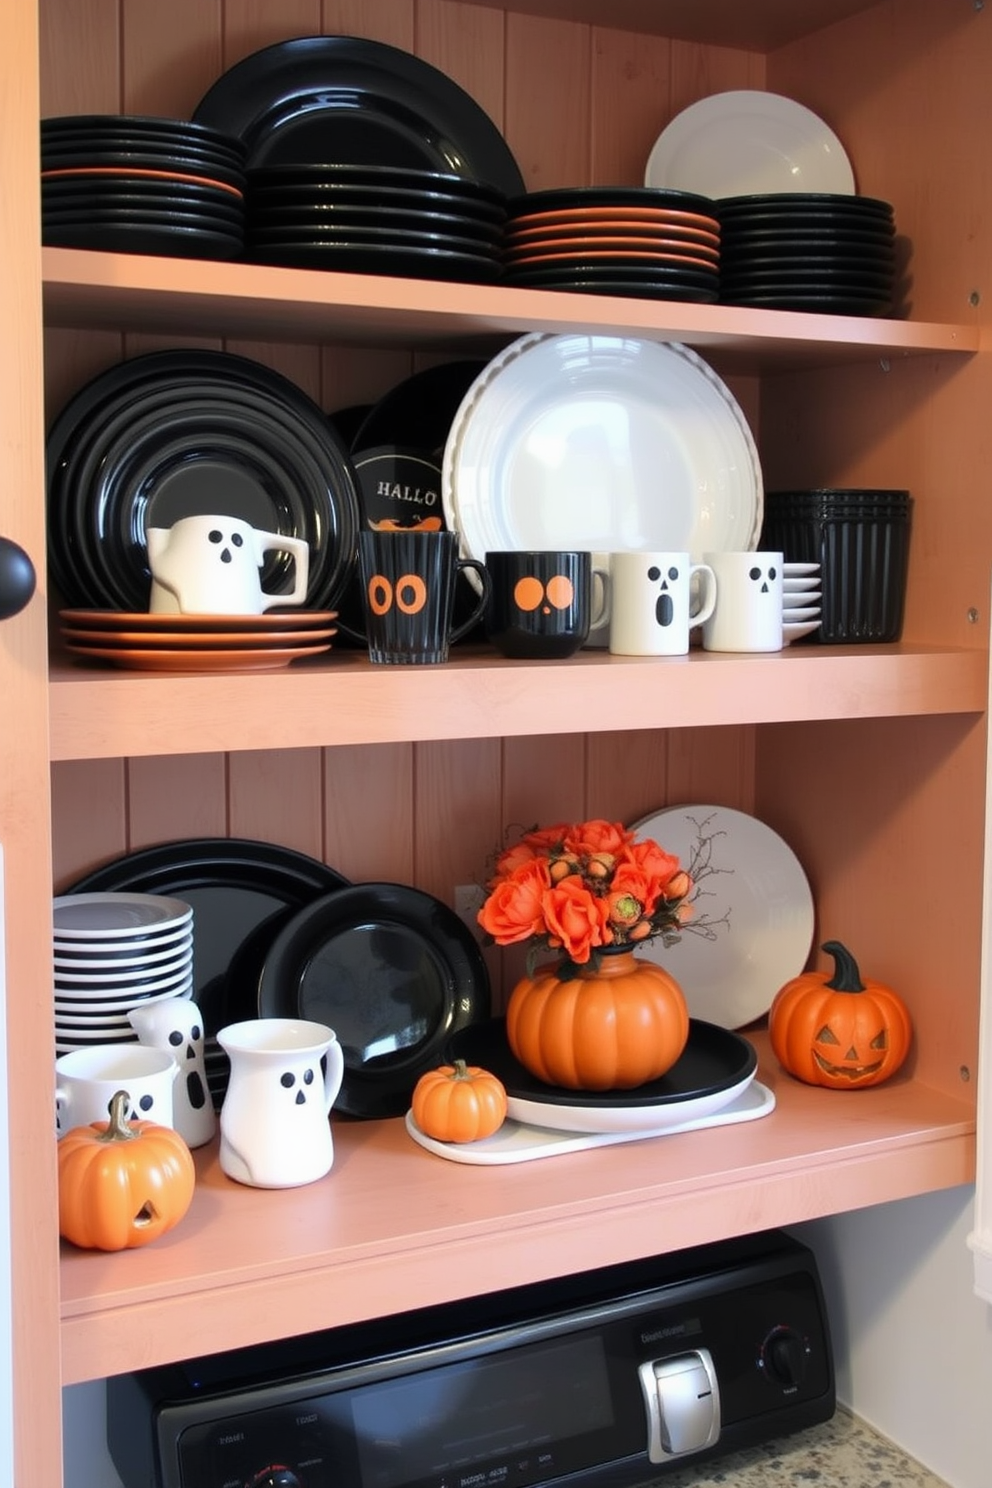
128;998;217;1149
55;1044;178;1136
701;551;784;653
146;513;310;615
217;1018;344;1188
608;551;718;656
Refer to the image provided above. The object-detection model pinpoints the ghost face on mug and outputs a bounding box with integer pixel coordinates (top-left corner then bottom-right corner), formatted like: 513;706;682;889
608;551;717;656
127;997;216;1148
702;552;784;652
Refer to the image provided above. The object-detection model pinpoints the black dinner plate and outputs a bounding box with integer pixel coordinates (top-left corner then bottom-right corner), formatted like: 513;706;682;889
445;1017;757;1108
42;206;245;236
715;210;895;237
42;112;247;154
192;35;524;197
42;178;245;211
65;838;350;1103
246;162;508;210
352;361;488;455
41;221;243;257
246;207;503;245
256;883;492;1119
41;152;247;192
716;191;894;215
245;240;502;281
247;223;502;257
504;279;721;302
506;186;717;216
46;350;361;612
501;261;719;286
720;292;894;315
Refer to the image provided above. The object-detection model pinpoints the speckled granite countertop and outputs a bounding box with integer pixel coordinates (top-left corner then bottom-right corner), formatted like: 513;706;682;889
638;1407;950;1487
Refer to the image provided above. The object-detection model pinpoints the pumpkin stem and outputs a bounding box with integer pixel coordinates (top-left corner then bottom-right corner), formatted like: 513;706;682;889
97;1090;141;1143
452;1060;471;1080
822;940;866;993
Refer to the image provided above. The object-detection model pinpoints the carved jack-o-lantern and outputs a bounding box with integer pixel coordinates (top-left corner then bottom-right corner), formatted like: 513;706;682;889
769;940;913;1089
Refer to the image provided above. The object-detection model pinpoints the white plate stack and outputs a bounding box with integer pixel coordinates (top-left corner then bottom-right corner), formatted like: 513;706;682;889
53;891;193;1055
782;562;822;643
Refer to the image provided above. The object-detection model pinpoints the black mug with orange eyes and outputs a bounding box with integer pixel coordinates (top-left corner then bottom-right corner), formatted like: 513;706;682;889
484;550;610;660
358;530;490;664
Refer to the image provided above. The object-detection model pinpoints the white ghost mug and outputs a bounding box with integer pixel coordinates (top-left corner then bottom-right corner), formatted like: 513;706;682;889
216;1018;344;1188
608;551;717;656
146;514;310;615
701;551;784;653
128;998;217;1149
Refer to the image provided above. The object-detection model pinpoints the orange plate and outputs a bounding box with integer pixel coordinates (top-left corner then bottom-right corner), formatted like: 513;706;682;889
42;165;244;197
503;233;720;260
504;247;719;270
61;626;338;649
507;205;720;231
59;609;338;631
65;643;333;672
505;219;721;247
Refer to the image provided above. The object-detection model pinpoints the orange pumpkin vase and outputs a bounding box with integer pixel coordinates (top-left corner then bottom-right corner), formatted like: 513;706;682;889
506;948;689;1091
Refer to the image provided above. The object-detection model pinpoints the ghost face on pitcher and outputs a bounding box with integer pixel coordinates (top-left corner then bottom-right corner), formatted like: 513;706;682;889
608;551;717;656
216;1018;344;1188
146;513;309;615
702;551;784;652
485;550;609;658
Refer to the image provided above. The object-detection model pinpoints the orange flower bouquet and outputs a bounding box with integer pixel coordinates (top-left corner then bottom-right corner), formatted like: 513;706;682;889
477;817;710;979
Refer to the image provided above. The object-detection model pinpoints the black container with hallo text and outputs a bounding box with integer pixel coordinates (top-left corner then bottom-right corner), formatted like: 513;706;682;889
762;488;912;643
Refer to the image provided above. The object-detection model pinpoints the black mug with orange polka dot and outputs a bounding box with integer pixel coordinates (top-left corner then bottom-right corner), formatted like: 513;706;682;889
358;529;490;664
484;550;610;660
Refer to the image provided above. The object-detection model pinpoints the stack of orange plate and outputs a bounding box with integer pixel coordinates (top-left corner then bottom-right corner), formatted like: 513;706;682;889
500;186;720;300
58;610;338;673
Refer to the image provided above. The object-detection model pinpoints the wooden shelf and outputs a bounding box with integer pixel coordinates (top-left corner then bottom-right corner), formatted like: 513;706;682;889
41;248;978;372
58;1030;975;1386
48;643;987;761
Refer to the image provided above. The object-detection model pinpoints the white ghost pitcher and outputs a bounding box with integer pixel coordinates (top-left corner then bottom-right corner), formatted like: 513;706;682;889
216;1018;344;1188
128;998;217;1149
146;513;309;615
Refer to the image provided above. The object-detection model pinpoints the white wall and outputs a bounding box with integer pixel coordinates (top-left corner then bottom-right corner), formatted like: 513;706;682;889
796;1188;990;1488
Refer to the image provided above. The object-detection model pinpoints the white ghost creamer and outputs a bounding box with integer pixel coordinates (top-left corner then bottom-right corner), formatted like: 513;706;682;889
128;997;217;1148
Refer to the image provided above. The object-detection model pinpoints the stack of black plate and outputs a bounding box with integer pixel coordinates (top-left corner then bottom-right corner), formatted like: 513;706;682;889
717;192;899;315
45;349;361;613
500;186;721;300
244;164;505;280
41;113;247;259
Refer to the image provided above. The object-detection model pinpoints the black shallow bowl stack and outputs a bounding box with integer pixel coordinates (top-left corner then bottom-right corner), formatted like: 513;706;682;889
716;192;900;316
41;113;247;260
499;186;721;301
243;163;506;281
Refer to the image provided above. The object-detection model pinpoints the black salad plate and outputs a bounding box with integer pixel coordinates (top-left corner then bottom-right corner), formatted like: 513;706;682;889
445;1017;757;1109
192;36;524;197
256;883;492;1119
45;350;361;612
41;112;247;155
246;162;507;210
504;279;721;302
352;360;488;455
65;838;350;1061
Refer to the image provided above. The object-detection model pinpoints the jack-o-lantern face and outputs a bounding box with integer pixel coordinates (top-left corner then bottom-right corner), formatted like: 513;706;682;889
513;574;575;616
769;941;913;1090
367;572;429;616
812;1008;890;1082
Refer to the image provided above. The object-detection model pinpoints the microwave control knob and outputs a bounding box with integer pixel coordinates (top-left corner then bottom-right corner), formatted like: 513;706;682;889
246;1468;301;1488
760;1325;808;1387
638;1348;720;1462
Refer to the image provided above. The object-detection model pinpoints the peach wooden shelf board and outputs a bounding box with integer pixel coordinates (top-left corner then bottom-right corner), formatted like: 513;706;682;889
41;249;978;371
48;644;987;761
59;1035;975;1386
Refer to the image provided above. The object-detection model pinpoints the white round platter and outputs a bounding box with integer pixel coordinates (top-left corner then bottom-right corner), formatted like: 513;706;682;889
443;333;762;574
628;803;815;1030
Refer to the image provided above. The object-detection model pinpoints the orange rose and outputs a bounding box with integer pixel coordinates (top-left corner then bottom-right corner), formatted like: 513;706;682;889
521;823;571;853
622;838;683;896
608;862;658;920
564;819;634;858
542;875;611;964
478;859;551;944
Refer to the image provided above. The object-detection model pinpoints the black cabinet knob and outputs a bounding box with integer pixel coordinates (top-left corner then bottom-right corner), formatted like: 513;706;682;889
0;537;36;620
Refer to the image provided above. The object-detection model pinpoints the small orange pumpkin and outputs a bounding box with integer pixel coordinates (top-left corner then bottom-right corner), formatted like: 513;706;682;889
58;1089;196;1250
412;1060;508;1143
506;949;689;1091
769;940;913;1089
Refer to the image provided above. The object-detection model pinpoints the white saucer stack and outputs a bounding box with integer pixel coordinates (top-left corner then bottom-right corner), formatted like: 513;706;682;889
783;562;821;643
53;891;193;1055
